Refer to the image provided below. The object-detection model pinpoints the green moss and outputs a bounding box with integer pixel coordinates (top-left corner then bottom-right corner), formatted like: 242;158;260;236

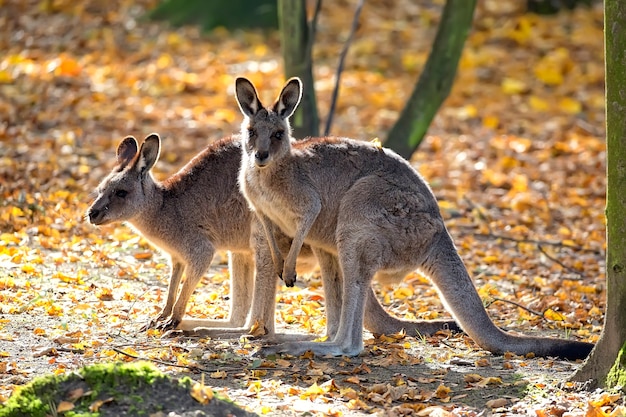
606;340;626;391
0;362;166;417
80;361;166;389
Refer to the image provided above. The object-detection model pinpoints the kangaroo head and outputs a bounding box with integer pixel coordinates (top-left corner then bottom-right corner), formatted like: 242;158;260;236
235;77;302;168
87;133;161;226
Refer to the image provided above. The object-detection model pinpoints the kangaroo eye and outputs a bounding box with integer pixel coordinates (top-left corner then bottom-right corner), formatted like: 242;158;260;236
274;131;283;140
248;128;256;137
115;190;128;198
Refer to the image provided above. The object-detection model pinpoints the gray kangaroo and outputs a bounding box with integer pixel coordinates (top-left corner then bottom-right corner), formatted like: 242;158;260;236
87;133;456;339
234;76;593;360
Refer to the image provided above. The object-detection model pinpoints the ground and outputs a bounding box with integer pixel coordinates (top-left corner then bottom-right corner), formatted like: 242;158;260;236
0;0;621;415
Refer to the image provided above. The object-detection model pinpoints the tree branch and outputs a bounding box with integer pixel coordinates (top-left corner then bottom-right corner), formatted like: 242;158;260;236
324;0;365;136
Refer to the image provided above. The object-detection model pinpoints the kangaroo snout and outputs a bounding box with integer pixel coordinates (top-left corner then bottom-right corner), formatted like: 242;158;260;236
87;205;108;225
254;150;270;167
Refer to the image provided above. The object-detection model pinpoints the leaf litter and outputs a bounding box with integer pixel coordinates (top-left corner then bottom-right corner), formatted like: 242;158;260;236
0;0;616;415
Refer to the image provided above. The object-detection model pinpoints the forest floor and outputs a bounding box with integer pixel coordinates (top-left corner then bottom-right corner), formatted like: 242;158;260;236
0;0;620;415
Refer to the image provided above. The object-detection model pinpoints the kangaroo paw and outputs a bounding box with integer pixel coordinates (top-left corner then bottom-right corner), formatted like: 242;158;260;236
284;273;297;287
161;329;184;338
155;316;182;331
141;314;167;331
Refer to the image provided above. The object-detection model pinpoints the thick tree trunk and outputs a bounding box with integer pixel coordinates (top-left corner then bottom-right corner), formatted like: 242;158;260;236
384;0;476;160
278;0;320;138
570;0;626;389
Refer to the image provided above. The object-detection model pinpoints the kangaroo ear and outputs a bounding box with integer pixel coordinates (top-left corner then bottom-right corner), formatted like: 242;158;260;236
235;77;263;117
135;133;161;175
273;77;302;119
117;136;139;168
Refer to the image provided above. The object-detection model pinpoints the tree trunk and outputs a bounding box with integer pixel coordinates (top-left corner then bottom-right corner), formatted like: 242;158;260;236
570;0;626;389
278;0;320;138
606;341;626;391
384;0;476;160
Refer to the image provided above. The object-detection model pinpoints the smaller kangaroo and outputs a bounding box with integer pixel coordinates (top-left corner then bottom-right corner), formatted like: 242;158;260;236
87;133;450;339
87;133;266;332
235;76;594;360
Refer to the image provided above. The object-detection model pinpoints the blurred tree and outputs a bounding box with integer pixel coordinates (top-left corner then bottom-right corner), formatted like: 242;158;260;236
148;0;277;31
570;0;626;390
384;0;476;159
278;0;320;138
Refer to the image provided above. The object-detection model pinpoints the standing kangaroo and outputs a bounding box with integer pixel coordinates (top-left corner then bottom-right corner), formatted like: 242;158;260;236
87;134;266;332
87;133;455;338
235;76;594;360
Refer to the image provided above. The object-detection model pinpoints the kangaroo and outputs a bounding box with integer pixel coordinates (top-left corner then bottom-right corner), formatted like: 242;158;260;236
87;133;270;333
87;133;455;339
234;76;594;360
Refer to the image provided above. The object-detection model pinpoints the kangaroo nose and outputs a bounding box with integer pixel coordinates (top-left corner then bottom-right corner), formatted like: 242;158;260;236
88;209;101;223
255;151;269;167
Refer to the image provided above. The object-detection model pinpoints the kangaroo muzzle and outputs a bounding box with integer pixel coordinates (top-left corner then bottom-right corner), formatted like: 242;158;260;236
87;204;108;225
254;150;270;167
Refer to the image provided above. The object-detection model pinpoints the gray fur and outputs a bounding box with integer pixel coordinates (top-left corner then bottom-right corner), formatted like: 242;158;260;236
235;77;593;360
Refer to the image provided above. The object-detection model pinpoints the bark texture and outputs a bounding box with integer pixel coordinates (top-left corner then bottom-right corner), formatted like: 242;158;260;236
570;0;626;388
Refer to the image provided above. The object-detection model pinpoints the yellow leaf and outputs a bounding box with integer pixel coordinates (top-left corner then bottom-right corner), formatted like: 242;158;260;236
475;358;491;367
482;115;499;129
156;53;173;69
558;97;582;114
47;304;63;317
393;287;413;300
190;377;214;405
134;252;152;260
506;16;534;45
56;401;74;412
477;376;502;387
544;309;565;322
458;105;478;120
96;287;114;301
1;232;21;244
67;388;85;400
529;95;550;111
534;48;572;86
501;78;527;95
89;397;113;412
434;384;451;399
0;70;13;84
301;382;325;400
463;374;483;383
345;376;361;384
482;255;498;264
11;206;25;217
486;398;508;408
21;264;37;274
534;63;563;86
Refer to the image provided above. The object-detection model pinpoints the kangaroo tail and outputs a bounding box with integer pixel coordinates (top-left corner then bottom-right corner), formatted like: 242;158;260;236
420;231;593;360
